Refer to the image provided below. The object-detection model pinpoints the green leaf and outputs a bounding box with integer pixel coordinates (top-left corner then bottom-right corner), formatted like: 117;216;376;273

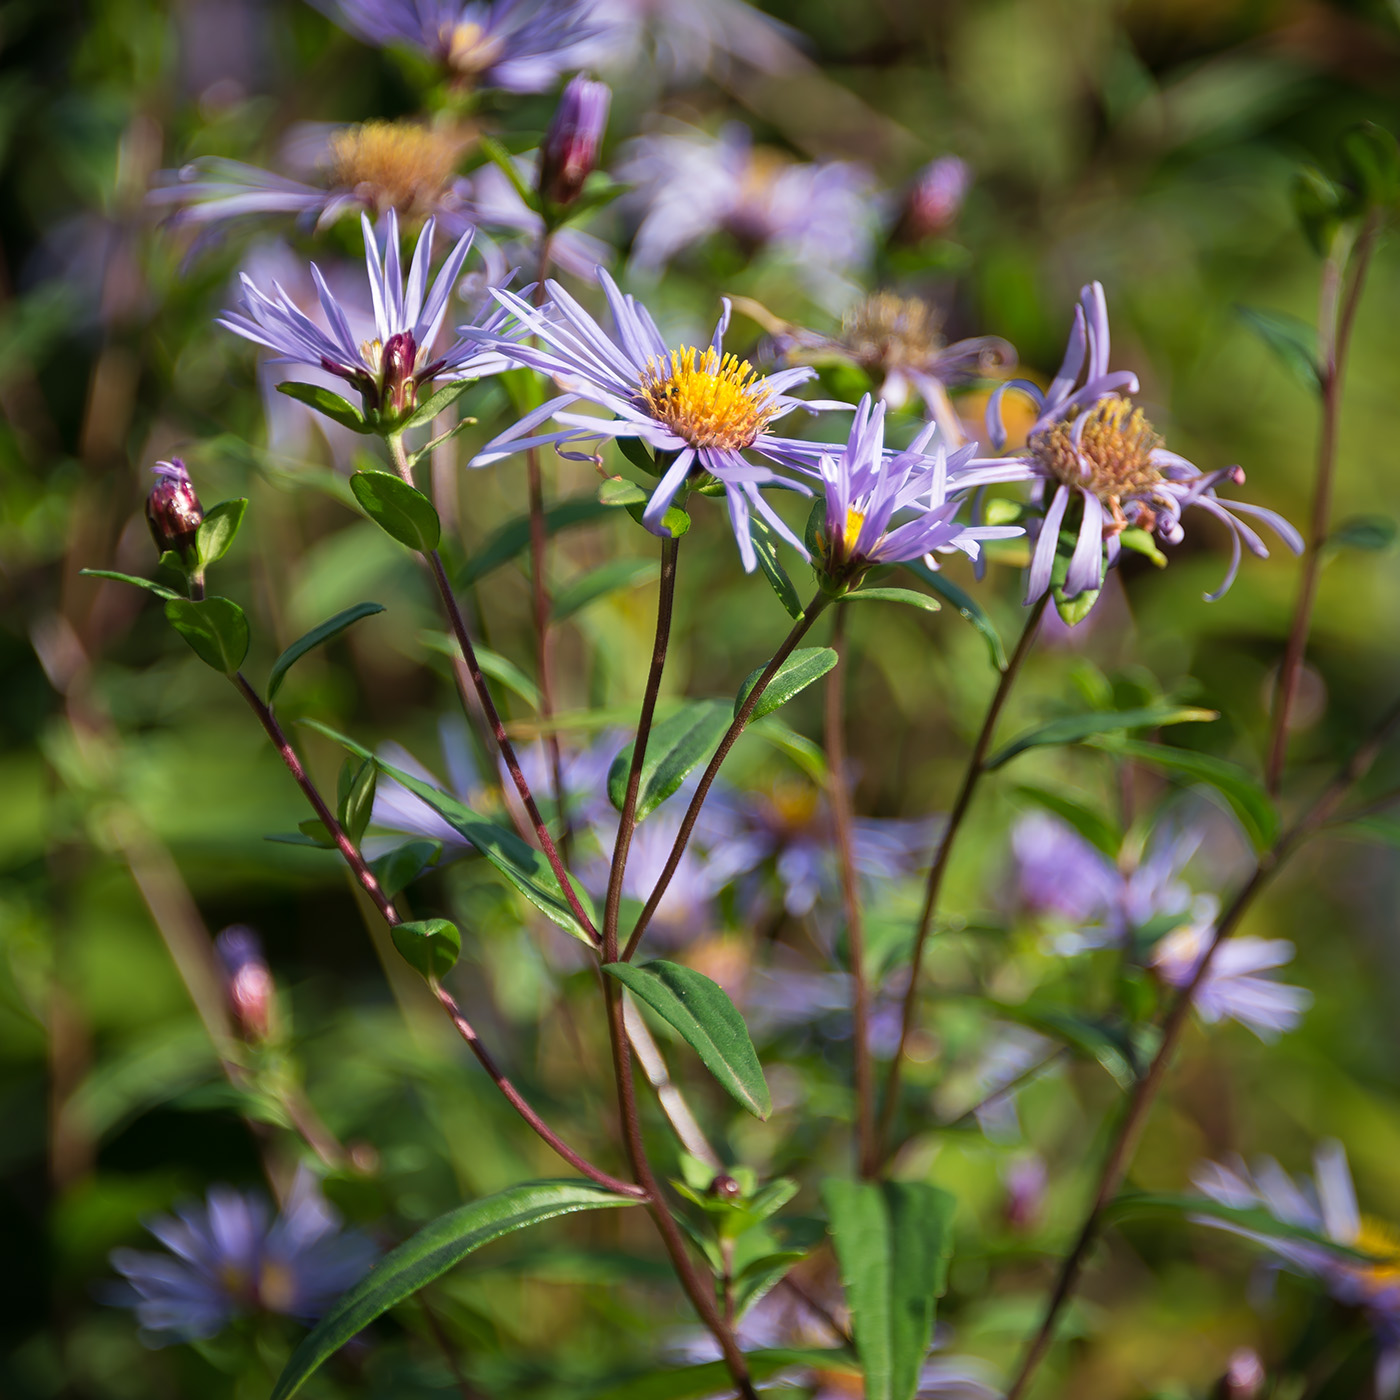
267;602;385;702
1119;527;1167;567
338;758;378;844
1329;815;1400;846
603;961;770;1118
844;587;941;614
195;498;248;568
1088;738;1278;851
735;647;838;722
391;918;460;979
79;568;182;601
553;558;661;622
1013;784;1121;857
478;133;538;210
1328;515;1397;554
299;818;335;848
616;436;661;477
1338;121;1400;209
402;378;474;431
608;700;732;821
624;498;691;540
991;1001;1149;1090
1053;584;1099;627
585;1350;855;1400
270;1181;640;1400
1234;305;1320;394
900;559;1006;670
163;597;250;673
822;1179;956;1400
1292;165;1347;256
460;497;611;586
749;516;803;619
598;476;649;507
277;381;373;433
985;705;1218;770
372;839;442;898
302;722;598;943
350;470;441;552
732;1250;807;1319
419;632;541;710
752;716;828;783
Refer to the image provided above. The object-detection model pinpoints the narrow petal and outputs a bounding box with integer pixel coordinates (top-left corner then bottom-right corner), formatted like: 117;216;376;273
1025;484;1070;603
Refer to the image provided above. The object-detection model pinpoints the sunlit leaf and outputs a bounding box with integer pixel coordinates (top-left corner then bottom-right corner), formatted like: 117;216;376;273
734;648;838;722
608;700;731;821
267;602;385;702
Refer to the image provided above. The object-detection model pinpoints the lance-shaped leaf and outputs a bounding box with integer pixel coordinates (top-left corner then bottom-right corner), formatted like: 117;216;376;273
901;558;1006;670
267;602;385;702
459;496;611;586
608;700;731;821
195;498;248;568
401;377;475;431
749;516;803;618
843;587;941;614
350;470;441;552
553;558;660;622
372;839;442;898
735;648;838;722
585;1349;856;1400
80;569;182;601
1086;737;1278;851
1013;784;1121;857
603;960;770;1118
419;631;541;710
277;381;374;433
164;597;250;673
1234;306;1320;394
822;1180;956;1400
985;705;1218;770
270;1181;640;1400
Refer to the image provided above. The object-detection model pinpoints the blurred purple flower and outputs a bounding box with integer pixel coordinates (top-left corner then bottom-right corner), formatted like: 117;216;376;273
215;925;275;1042
462;271;846;571
619;124;877;308
893;156;971;243
988;282;1301;603
317;0;601;90
109;1169;375;1344
1012;812;1123;929
1003;1154;1048;1232
368;719;485;855
1193;1143;1400;1396
584;0;802;82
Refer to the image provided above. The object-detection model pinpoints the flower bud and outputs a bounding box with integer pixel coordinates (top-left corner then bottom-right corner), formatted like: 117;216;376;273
1213;1348;1265;1400
538;75;611;207
708;1173;743;1201
381;330;419;418
146;459;204;561
1003;1155;1047;1233
893;156;970;244
216;925;276;1042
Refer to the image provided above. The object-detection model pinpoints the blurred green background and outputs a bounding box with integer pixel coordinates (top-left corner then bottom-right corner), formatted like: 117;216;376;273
6;0;1400;1396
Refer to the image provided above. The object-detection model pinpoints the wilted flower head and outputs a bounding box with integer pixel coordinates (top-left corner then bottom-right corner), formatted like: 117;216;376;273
215;926;275;1042
989;282;1302;603
461;271;845;571
109;1169;375;1344
813;395;1023;582
150;120;476;233
318;0;601;90
145;459;204;561
539;74;610;207
219;210;507;420
620;124;877;307
892;155;971;243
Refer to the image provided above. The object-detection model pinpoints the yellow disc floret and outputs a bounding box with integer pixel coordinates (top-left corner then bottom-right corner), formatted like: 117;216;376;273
1355;1216;1400;1292
638;347;778;452
325;120;469;221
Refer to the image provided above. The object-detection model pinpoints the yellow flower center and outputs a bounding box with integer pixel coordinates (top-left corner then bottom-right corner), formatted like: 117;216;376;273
1355;1216;1400;1290
1029;395;1165;532
638;347;778;451
840;292;944;372
444;20;504;76
841;505;866;554
324;120;469;219
769;780;820;828
257;1260;298;1313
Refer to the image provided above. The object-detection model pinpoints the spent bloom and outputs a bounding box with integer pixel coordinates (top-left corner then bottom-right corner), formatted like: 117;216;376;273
145;459;204;561
989;282;1301;603
813;394;1024;583
318;0;601;90
219;210;507;421
538;74;610;207
109;1169;375;1344
1193;1143;1400;1395
462;271;846;571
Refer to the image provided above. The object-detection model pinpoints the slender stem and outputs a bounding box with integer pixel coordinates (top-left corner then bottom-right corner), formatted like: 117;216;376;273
876;593;1048;1161
825;607;877;1178
387;434;599;943
1004;691;1400;1399
605;536;680;944
231;672;629;1192
1266;213;1380;793
623;592;832;961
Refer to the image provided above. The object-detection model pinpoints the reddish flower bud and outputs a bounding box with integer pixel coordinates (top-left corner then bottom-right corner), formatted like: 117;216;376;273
1003;1155;1047;1233
708;1173;743;1201
893;156;970;244
146;459;204;561
216;925;276;1042
1214;1348;1265;1400
539;75;611;207
381;330;419;417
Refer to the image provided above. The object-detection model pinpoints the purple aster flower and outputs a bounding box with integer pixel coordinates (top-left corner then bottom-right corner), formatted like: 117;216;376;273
1151;915;1311;1041
461;271;847;571
317;0;601;90
619;124;878;308
108;1168;376;1344
1193;1143;1400;1396
219;210;508;420
150;120;477;233
814;395;1024;583
1012;813;1124;929
989;282;1302;603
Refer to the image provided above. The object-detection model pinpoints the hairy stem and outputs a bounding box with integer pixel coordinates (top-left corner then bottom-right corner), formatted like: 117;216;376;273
825;606;877;1178
1004;691;1400;1399
1266;212;1380;793
876;593;1047;1162
623;591;832;961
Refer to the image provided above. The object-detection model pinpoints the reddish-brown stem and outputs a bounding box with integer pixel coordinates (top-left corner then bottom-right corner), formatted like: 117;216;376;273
1004;691;1400;1399
231;672;626;1192
876;593;1047;1162
1266;212;1381;793
825;607;877;1178
622;592;832;961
